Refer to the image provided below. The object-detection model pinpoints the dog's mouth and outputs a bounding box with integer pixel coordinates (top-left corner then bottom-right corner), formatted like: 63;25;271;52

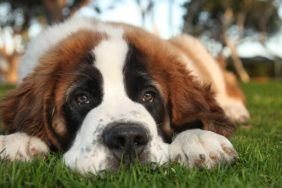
111;146;148;162
106;149;151;170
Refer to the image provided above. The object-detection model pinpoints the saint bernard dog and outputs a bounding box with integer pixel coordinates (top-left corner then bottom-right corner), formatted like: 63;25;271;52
0;17;240;174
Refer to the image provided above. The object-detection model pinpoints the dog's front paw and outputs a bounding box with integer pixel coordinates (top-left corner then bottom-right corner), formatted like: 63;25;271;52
169;129;237;169
0;133;49;161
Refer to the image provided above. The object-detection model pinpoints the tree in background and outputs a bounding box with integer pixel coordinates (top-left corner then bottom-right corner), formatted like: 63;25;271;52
182;0;282;82
0;0;92;83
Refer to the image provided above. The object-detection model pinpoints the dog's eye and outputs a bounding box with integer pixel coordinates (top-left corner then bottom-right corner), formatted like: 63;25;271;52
142;90;155;103
76;94;90;105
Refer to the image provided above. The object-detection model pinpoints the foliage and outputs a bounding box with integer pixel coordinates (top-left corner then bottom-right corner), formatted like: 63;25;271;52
0;0;41;31
182;0;282;42
0;0;93;32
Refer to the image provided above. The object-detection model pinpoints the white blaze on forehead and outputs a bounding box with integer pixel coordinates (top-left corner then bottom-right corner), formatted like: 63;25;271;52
93;28;129;104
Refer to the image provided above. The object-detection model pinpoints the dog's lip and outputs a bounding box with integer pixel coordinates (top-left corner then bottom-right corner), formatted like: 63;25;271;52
111;146;145;161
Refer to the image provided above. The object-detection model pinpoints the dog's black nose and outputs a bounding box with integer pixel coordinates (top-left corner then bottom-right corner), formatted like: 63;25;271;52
102;123;150;163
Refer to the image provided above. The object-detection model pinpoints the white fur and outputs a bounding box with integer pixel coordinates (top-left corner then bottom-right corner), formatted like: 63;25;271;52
0;132;49;161
169;129;237;169
63;27;169;174
19;17;99;81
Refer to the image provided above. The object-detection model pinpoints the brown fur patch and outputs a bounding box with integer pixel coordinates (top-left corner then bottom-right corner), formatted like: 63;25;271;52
223;71;246;103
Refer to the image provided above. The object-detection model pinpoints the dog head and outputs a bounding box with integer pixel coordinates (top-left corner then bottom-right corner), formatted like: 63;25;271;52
1;17;234;173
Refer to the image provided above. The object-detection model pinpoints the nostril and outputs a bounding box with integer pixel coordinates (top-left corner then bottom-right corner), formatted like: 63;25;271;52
116;135;126;149
134;135;148;146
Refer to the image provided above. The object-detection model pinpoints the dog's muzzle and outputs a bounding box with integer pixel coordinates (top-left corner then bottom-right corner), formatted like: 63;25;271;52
102;122;150;164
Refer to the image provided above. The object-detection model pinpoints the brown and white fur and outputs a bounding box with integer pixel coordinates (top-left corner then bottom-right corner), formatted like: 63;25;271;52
169;35;250;123
0;17;238;174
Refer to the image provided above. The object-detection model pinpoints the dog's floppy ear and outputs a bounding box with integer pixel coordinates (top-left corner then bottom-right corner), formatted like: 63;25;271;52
0;67;63;150
167;64;235;138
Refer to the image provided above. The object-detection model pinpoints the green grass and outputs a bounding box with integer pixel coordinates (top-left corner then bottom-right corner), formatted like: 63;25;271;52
0;82;282;188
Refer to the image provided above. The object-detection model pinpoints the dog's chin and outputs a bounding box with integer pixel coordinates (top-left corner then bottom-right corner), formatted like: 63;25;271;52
63;142;169;174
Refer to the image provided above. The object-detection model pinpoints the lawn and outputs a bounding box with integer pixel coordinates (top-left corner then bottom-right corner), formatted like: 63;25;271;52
0;82;281;188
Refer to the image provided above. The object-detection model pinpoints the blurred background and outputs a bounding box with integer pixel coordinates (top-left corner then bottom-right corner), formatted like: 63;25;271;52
0;0;282;84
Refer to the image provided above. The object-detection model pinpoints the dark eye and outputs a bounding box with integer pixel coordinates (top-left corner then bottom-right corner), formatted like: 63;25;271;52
142;90;155;103
76;94;90;105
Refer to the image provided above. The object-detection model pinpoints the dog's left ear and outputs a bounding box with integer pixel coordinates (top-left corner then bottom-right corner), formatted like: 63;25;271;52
167;65;235;138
